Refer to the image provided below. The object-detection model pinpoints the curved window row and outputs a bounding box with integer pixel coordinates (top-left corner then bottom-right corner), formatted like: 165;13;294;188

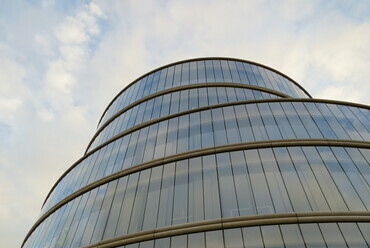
42;102;370;213
112;223;370;248
24;146;370;248
89;87;282;151
99;59;309;128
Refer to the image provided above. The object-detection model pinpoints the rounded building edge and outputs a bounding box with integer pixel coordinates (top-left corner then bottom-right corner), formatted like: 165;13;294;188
96;57;313;128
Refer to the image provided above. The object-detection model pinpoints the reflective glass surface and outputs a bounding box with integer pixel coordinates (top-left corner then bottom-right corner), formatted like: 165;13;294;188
98;59;309;128
89;87;281;151
42;102;369;213
25;146;370;248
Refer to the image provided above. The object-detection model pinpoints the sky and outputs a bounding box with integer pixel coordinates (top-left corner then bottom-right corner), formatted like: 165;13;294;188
0;0;369;247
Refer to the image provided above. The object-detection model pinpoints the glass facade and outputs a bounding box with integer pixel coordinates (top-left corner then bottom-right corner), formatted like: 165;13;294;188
22;58;369;248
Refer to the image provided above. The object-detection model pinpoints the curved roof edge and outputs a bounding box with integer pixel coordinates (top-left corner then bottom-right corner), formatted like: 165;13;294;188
96;57;313;128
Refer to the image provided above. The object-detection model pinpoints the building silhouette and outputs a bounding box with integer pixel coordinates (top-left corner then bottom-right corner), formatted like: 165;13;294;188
23;58;370;248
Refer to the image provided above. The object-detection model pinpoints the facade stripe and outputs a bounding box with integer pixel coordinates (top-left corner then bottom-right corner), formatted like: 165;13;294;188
22;139;369;246
81;212;370;248
90;82;291;152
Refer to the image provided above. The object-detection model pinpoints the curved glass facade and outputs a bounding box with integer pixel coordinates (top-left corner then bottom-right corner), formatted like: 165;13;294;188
22;58;369;248
98;58;310;129
87;86;283;152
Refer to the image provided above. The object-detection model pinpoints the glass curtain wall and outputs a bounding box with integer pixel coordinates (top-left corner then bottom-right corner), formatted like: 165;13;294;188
22;58;369;248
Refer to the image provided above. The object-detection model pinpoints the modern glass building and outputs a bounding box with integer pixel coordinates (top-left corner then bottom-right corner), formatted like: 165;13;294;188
22;58;370;248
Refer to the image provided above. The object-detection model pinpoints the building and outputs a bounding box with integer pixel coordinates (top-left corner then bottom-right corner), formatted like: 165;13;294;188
22;58;370;248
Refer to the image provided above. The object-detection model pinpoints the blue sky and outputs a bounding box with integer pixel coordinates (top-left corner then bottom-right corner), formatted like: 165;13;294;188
1;0;370;247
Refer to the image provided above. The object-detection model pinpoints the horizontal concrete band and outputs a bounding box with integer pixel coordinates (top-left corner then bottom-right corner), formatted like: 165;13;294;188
81;211;370;248
90;82;292;153
44;97;370;209
97;56;312;128
24;139;370;247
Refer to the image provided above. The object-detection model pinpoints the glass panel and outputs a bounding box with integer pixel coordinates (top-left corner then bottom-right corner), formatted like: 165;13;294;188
179;90;189;112
269;102;296;139
258;103;282;140
228;61;241;83
331;147;370;209
173;160;189;225
302;147;348;211
140;240;155;248
216;153;239;217
177;115;189;153
128;169;151;233
200;110;215;148
217;87;228;103
142;124;159;163
197;61;206;82
224;228;244;248
246;104;268;140
357;223;370;246
230;151;256;215
345;148;370;186
153;120;168;159
223;106;241;144
208;87;218;105
115;173;139;236
259;148;293;213
188;232;205;248
160;94;171;117
189;112;202;151
203;155;221;220
304;102;336;139
242;226;264;248
261;225;284;248
164;66;174;89
157;163;175;227
188;157;204;222
198;88;208;107
213;60;224;82
319;223;346;248
189;62;198;84
318;147;365;211
173;64;182;88
283;102;309;138
142;166;163;230
288;147;330;211
169;91;180;115
205;60;215;82
244;149;274;214
299;223;326;248
189;88;199;109
339;223;368;248
171;235;187;247
206;230;224;248
90;180;118;243
132;127;150;166
273;147;311;212
281;224;305;248
165;118;178;157
221;60;232;82
212;108;228;146
79;185;108;246
234;105;254;142
155;238;170;248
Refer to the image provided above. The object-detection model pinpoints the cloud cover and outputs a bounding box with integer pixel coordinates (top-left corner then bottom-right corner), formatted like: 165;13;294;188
0;0;369;247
